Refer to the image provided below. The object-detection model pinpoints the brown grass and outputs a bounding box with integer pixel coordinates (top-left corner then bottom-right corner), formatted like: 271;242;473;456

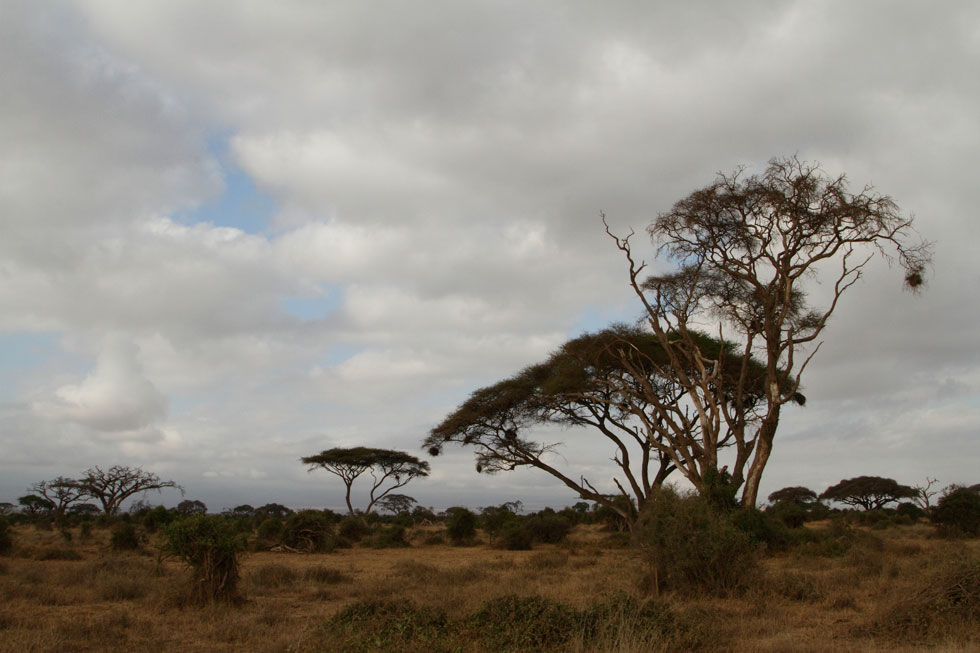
0;521;978;651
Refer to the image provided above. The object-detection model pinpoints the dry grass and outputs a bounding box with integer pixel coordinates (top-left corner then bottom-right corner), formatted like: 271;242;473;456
0;521;977;651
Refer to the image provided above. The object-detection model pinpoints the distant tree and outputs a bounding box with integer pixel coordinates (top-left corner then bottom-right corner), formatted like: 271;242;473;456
606;156;931;507
18;494;54;516
67;503;101;517
177;499;208;516
0;502;16;515
912;477;942;510
29;477;90;525
77;465;183;516
376;494;417;516
819;476;917;511
301;447;430;516
480;503;521;544
225;505;255;519
767;486;818;506
255;503;293;520
445;507;478;545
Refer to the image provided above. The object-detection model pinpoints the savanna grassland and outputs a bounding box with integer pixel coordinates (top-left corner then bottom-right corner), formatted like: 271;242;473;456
0;520;978;652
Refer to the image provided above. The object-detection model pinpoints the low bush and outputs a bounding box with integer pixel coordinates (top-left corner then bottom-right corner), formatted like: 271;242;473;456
522;513;572;544
872;556;980;643
337;517;371;543
367;525;409;549
0;517;12;555
162;514;247;603
110;522;142;551
282;510;335;552
468;594;580;651
320;598;450;651
932;487;980;537
731;508;792;551
303;565;350;584
445;508;477;545
767;500;807;529
637;488;758;595
249;562;299;590
498;523;533;550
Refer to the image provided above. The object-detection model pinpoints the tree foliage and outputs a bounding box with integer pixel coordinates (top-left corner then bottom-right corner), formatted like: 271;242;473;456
29;477;91;524
819;476;917;511
607;156;931;507
425;326;776;528
767;486;818;506
76;465;182;516
301;447;430;516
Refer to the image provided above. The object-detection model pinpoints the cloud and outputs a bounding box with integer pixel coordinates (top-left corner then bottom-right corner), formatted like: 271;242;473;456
35;336;167;433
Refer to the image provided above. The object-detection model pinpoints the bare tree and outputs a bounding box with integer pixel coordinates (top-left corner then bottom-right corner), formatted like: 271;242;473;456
77;465;183;516
30;477;90;525
912;477;941;510
301;447;429;516
607;156;931;507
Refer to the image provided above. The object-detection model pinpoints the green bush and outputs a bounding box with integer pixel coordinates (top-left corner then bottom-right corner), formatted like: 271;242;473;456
468;594;580;651
767;500;807;529
731;507;792;551
498;523;533;550
255;517;284;544
322;598;449;650
337;516;371;543
932;487;980;537
109;522;142;551
637;488;758;595
163;515;247;603
445;508;477;545
367;525;409;549
282;510;335;552
522;513;572;544
0;517;12;555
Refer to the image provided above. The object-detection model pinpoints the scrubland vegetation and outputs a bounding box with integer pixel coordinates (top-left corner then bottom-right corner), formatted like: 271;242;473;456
1;494;979;653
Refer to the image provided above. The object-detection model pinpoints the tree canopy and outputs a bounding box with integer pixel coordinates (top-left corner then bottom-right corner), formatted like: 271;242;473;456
425;325;782;528
819;476;917;510
767;486;818;506
76;465;183;516
607;156;931;507
301;447;430;516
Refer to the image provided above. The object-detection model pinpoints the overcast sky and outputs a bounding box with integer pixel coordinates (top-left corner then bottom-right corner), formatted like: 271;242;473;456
2;1;977;514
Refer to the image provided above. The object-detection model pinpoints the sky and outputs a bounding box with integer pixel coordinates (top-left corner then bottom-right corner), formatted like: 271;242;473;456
1;1;978;514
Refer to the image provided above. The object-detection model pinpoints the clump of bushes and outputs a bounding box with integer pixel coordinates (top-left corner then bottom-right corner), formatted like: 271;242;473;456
321;598;450;650
366;525;409;549
637;487;758;595
445;507;477;545
931;486;980;537
281;510;336;552
109;522;142;551
162;515;247;603
872;556;980;643
0;516;12;555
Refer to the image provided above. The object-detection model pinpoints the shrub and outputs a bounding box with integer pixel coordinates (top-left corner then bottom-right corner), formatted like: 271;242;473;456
249;562;299;590
468;594;579;651
282;510;335;552
731;507;792;551
336;516;371;543
522;513;572;544
872;556;980;642
321;598;449;650
896;502;925;520
162;515;247;603
445;508;477;545
255;517;284;544
110;522;142;551
0;517;12;555
767;500;807;529
303;565;350;584
498;523;533;550
637;488;758;595
932;487;980;537
367;525;409;549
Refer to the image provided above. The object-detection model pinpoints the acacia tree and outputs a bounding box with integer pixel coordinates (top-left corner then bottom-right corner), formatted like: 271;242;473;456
425;326;779;528
301;447;430;516
77;465;183;516
819;476;917;510
375;493;417;516
767;486;818;506
30;477;91;525
607;156;930;507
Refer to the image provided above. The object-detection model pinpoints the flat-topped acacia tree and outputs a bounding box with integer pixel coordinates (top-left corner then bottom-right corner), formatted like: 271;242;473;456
301;447;430;516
